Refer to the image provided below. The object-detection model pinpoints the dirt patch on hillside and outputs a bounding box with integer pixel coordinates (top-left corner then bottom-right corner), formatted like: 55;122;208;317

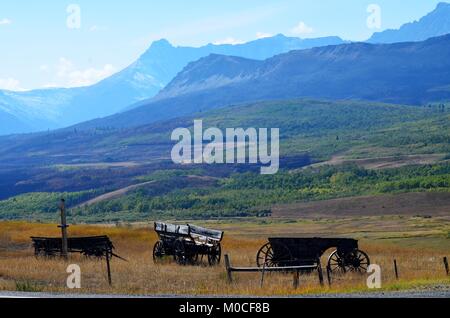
76;181;156;208
310;154;446;170
272;192;450;218
75;175;219;208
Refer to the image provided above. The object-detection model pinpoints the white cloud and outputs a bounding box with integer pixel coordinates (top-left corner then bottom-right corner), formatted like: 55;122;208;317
213;37;245;45
0;18;12;25
291;21;314;36
56;57;116;87
256;32;273;39
0;78;25;91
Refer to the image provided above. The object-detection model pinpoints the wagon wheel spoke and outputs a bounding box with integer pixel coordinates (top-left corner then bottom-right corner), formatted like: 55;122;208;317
327;250;346;274
266;259;277;268
343;249;371;273
256;242;292;268
256;244;267;267
208;243;221;266
174;240;187;265
356;250;370;272
328;262;342;271
328;253;340;268
153;241;166;263
256;243;272;267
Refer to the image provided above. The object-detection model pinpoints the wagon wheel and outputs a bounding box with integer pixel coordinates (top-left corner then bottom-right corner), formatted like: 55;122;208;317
327;250;346;274
173;240;188;265
152;241;165;263
327;249;370;274
344;249;370;273
257;243;271;267
256;242;292;268
207;243;221;266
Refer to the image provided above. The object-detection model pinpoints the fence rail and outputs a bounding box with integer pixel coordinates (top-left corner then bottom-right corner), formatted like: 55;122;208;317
224;254;324;288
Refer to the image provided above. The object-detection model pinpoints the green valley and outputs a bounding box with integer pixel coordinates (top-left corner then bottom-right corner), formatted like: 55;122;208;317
0;98;448;222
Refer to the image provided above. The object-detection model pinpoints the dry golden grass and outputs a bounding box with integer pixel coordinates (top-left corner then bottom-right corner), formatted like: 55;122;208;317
0;218;449;296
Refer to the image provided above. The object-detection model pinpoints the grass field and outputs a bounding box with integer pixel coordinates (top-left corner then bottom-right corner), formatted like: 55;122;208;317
0;217;448;296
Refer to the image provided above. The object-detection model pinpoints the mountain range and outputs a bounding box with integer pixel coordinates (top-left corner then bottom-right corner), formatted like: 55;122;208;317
0;35;345;135
368;2;450;43
75;34;450;130
1;2;450;136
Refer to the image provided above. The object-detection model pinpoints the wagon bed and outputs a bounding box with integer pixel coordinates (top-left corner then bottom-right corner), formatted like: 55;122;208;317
31;235;116;259
257;237;370;276
153;222;224;266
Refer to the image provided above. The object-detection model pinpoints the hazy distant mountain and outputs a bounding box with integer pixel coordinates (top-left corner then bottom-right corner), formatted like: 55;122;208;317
2;3;450;136
0;108;31;135
368;2;450;43
77;34;450;130
0;35;345;136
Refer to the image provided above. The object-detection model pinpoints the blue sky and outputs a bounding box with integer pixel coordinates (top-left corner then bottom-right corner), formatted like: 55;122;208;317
0;0;447;90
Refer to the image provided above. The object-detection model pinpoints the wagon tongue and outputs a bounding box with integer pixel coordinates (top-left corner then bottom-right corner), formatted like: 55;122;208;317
111;252;128;262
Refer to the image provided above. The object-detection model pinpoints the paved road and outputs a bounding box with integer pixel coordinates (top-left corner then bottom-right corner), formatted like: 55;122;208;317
1;290;449;298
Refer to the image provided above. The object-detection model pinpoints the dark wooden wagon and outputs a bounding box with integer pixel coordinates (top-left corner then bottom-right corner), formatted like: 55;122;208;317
256;237;370;276
31;235;117;260
153;222;224;266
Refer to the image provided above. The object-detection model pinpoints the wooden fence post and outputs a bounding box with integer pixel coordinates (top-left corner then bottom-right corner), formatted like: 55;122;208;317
394;259;399;280
317;264;324;286
58;199;69;259
293;270;300;289
444;257;449;276
224;254;233;283
260;263;266;288
326;266;332;286
106;254;112;286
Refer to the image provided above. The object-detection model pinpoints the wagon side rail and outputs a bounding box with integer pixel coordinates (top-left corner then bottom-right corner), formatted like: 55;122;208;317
154;222;224;243
267;237;359;261
154;222;190;238
187;224;224;242
30;236;125;260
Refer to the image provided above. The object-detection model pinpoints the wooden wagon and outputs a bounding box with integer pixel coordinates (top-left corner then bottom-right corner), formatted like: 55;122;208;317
31;235;117;260
153;222;224;266
256;237;370;277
